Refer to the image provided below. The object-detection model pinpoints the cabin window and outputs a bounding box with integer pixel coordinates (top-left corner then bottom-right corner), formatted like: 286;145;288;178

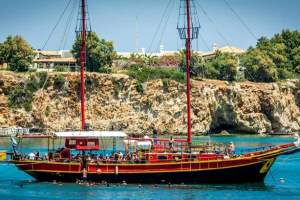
69;140;76;145
87;141;96;146
157;155;168;160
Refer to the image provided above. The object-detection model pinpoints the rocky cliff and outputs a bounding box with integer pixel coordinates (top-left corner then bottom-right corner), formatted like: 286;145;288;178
0;71;299;135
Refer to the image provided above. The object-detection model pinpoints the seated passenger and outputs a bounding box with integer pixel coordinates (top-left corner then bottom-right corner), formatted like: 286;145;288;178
114;153;119;161
169;136;174;151
34;152;40;160
60;148;71;159
228;142;235;155
28;152;35;160
118;152;123;161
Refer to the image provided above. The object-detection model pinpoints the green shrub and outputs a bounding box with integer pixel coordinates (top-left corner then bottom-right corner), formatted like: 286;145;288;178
243;50;279;83
28;68;37;72
98;66;112;74
54;66;68;72
144;99;152;111
136;81;144;94
296;80;300;91
7;72;50;111
127;65;185;83
26;74;40;92
112;77;124;98
85;77;93;91
8;86;33;111
45;106;50;117
278;68;294;79
53;75;66;90
162;79;170;92
23;101;32;111
162;129;169;135
26;72;49;92
36;72;49;88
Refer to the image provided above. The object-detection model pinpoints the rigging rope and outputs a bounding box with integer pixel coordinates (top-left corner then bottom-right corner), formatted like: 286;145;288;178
198;32;210;51
194;0;230;46
59;0;77;51
157;0;176;53
85;0;92;32
42;0;72;50
147;0;173;54
223;0;258;40
39;0;75;117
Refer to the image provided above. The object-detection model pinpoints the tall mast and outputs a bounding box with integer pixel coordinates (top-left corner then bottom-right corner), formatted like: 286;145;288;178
80;0;86;130
185;0;192;144
177;0;200;145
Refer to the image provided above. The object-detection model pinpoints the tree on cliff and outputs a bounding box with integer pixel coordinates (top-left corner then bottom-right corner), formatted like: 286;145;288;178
178;50;207;77
71;32;116;72
0;35;35;72
206;52;238;81
178;50;238;81
251;29;300;78
241;49;278;82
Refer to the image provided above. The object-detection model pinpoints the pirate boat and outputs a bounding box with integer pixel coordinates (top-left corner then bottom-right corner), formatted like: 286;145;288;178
7;0;300;184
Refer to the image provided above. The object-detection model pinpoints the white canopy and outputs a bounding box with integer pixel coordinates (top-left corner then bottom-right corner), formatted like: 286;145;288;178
54;131;127;138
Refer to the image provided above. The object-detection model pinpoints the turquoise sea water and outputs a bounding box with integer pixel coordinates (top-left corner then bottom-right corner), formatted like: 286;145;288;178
0;135;300;200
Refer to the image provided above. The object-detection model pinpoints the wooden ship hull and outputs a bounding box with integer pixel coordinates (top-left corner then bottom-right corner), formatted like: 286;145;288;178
12;147;282;184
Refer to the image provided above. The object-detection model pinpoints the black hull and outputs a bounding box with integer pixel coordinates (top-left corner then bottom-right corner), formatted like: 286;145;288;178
24;159;273;184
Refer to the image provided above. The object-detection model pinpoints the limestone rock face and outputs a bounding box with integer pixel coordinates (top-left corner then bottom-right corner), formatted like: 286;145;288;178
0;71;299;135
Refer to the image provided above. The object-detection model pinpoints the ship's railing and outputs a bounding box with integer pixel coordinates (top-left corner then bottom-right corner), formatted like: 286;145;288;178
130;137;232;155
236;145;276;155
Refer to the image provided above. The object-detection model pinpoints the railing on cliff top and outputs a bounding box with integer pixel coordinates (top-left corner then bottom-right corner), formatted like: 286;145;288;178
0;127;49;137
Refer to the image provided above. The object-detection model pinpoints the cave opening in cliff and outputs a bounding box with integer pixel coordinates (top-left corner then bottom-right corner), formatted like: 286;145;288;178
209;123;239;134
209;106;239;134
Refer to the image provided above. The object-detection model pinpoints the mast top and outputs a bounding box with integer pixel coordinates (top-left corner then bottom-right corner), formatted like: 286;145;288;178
177;0;200;40
76;0;92;37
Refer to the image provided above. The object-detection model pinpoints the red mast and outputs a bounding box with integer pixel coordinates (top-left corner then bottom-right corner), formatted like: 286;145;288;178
185;0;192;144
80;0;86;130
177;0;200;146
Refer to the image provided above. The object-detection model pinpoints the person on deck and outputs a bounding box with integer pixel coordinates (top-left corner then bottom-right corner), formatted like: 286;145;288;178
118;152;123;161
35;152;40;160
28;152;35;160
60;148;71;160
169;136;174;151
82;168;87;181
153;128;158;145
228;142;235;155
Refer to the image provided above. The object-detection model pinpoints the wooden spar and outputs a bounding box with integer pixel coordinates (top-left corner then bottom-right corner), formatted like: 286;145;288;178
80;0;87;130
185;0;192;145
